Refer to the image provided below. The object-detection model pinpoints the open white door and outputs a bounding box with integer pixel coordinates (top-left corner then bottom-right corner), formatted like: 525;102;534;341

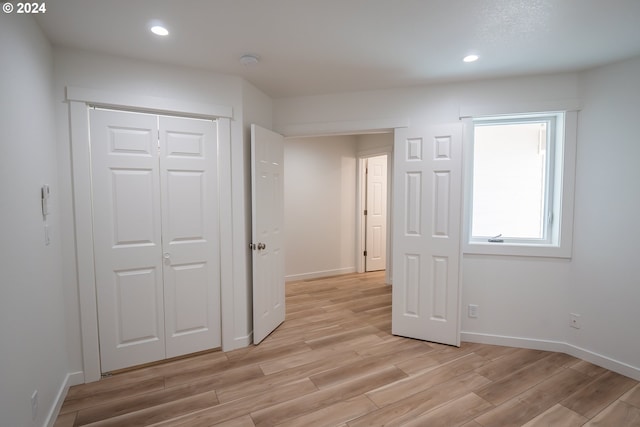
365;155;388;272
251;124;286;344
392;124;463;346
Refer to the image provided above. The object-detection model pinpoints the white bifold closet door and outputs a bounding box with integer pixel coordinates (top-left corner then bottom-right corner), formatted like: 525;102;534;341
90;109;220;372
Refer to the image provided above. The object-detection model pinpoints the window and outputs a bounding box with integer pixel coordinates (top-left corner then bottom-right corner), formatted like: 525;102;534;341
463;111;576;258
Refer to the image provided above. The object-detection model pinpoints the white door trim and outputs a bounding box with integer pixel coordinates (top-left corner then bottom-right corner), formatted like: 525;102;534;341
68;88;233;382
277;118;409;138
66;86;233;119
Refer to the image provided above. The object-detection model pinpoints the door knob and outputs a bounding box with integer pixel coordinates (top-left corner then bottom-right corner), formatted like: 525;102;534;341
257;243;266;250
163;253;171;264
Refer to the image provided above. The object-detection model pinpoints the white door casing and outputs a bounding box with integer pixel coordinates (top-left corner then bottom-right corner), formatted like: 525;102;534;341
91;109;221;372
251;124;286;344
365;155;388;272
392;124;463;346
90;109;166;371
159;116;221;358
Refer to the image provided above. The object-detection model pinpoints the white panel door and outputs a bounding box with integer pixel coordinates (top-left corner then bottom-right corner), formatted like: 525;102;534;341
251;124;285;344
90;109;165;372
159;116;221;358
392;124;462;346
366;155;388;272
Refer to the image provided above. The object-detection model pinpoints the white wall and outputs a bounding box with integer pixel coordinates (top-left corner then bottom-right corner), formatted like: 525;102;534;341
568;57;640;370
0;14;70;427
357;133;394;153
284;135;358;280
274;67;640;377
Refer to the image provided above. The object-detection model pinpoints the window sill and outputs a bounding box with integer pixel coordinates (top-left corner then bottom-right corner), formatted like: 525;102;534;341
463;241;572;259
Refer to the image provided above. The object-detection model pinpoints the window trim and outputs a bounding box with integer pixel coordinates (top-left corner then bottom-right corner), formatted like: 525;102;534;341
462;110;577;258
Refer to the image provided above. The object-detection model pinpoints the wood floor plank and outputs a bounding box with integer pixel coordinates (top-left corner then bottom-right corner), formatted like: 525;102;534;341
63;372;161;401
275;395;378;427
366;353;488;407
60;376;165;414
475;355;565;405
561;370;638;418
211;415;255;427
164;361;264;389
152;379;318;427
216;351;363;404
355;335;434;359
52;412;76;427
305;325;382;350
53;272;639;427
583;400;640;426
521;403;588;427
309;354;406;389
470;344;518;361
75;375;230;425
261;334;385;376
394;352;442;375
349;371;491;427
622;383;640;408
250;366;407;427
472;348;550;381
400;392;493;427
570;360;609;377
86;390;219;427
474;368;593;427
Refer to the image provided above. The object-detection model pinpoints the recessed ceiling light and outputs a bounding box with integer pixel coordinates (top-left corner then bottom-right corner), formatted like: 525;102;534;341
239;54;260;66
151;25;169;36
463;54;479;63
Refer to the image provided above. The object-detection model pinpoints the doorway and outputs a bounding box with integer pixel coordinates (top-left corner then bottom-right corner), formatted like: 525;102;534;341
283;133;392;283
359;153;389;273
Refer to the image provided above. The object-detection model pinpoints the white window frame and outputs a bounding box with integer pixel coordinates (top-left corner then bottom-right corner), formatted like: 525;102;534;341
462;110;577;258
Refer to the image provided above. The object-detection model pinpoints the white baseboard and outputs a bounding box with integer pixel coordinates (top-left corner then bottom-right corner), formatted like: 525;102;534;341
286;267;356;282
461;332;640;381
45;371;84;427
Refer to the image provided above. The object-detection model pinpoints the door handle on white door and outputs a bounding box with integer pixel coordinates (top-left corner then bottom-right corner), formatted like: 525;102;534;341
163;253;171;264
257;243;266;250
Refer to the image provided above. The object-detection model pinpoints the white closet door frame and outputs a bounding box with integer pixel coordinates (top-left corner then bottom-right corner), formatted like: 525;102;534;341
68;87;233;382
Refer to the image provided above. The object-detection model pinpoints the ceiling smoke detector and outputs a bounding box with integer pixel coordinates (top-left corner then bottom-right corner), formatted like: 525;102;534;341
239;54;260;66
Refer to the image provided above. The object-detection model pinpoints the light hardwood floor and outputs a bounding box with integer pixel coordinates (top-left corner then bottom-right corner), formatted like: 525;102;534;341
55;271;640;426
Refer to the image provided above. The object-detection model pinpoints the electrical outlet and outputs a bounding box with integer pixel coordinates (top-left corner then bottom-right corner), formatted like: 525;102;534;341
468;304;479;318
570;313;581;329
31;390;38;420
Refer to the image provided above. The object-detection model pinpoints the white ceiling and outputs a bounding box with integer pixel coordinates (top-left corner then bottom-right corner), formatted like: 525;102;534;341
36;0;640;98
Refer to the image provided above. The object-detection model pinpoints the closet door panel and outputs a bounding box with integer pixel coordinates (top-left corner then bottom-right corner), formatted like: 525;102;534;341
90;109;165;372
160;116;221;358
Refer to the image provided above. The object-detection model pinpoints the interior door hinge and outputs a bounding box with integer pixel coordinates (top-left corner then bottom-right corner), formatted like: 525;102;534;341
364;250;367;257
364;210;368;216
